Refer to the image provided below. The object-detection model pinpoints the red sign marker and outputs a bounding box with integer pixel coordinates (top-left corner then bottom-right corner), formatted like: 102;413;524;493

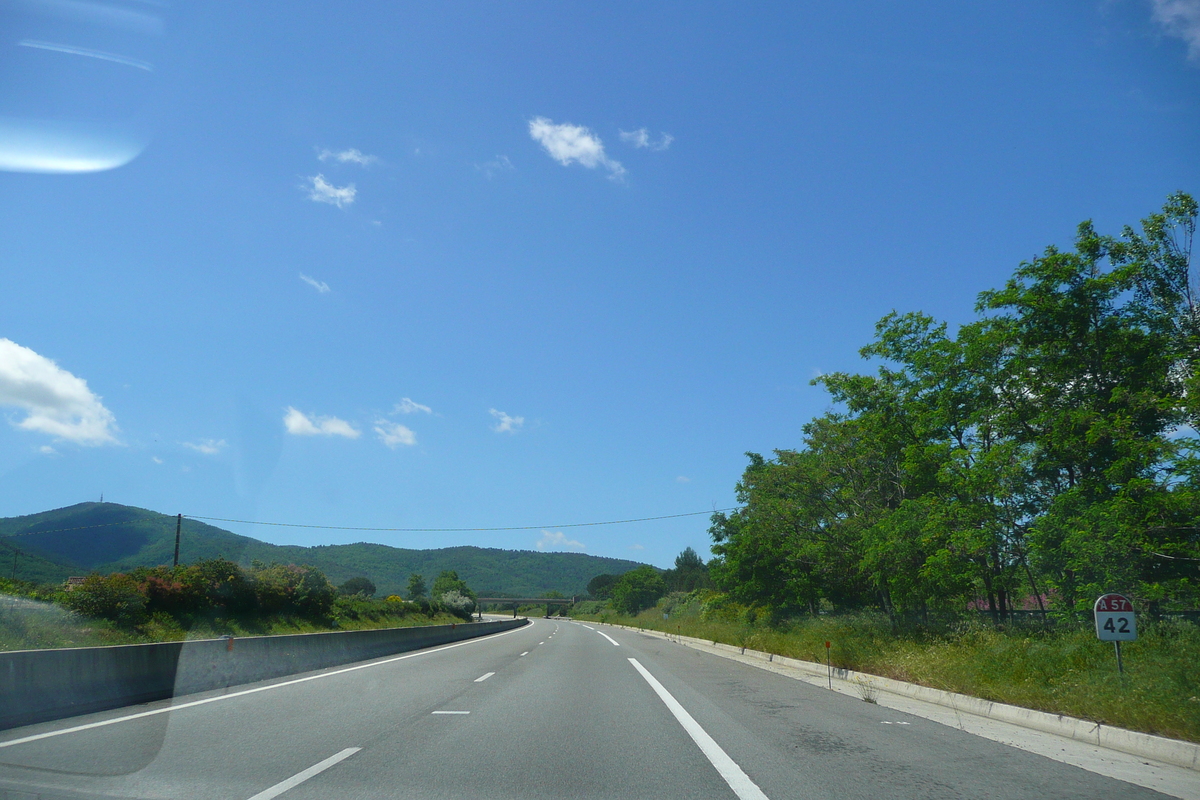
1094;594;1133;613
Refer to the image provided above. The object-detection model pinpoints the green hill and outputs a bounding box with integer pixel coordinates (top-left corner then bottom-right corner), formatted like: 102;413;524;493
0;503;646;597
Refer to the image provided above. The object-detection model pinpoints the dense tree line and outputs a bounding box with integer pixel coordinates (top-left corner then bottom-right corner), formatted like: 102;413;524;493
709;194;1200;621
588;547;713;614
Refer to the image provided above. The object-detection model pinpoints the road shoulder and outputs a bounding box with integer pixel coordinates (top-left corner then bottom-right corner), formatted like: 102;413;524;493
597;622;1200;800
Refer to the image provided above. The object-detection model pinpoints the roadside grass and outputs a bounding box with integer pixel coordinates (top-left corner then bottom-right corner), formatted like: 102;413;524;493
576;603;1200;743
1;587;474;651
0;594;141;650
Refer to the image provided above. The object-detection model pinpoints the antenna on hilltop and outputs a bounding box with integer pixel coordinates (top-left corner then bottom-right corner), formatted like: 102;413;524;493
100;493;104;503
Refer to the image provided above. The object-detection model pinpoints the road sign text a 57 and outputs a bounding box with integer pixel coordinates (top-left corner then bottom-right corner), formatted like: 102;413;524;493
1094;593;1137;642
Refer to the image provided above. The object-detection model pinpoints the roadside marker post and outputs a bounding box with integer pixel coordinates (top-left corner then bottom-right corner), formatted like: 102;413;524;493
1094;593;1137;675
825;641;831;690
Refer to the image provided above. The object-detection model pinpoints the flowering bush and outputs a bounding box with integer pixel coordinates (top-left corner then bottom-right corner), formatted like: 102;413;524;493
64;559;336;625
61;573;147;625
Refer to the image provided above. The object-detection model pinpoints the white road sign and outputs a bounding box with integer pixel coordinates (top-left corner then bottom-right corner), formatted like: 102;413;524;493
1094;593;1137;642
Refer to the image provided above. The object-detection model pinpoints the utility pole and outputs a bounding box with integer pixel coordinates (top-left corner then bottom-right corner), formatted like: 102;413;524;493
10;547;17;581
173;514;182;568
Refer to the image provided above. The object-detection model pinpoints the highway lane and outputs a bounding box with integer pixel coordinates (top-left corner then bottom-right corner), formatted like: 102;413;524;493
0;617;1177;799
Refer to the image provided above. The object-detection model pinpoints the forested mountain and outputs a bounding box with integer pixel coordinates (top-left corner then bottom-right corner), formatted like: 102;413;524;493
0;503;645;597
710;193;1200;619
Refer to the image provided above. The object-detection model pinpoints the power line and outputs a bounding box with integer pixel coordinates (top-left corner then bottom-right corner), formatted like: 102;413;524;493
0;508;738;538
184;508;739;532
1152;551;1200;562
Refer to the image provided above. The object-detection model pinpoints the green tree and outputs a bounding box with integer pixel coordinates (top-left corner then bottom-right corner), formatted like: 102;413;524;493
431;570;476;615
709;195;1200;619
338;576;376;597
431;570;470;598
1112;192;1198;426
610;565;665;615
848;312;1036;621
663;547;711;593
587;573;619;599
406;573;427;601
976;217;1182;610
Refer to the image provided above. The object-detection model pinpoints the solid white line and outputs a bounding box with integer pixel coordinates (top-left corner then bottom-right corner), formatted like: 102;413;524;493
628;658;769;800
246;747;360;800
0;623;529;750
474;672;495;683
431;711;470;715
597;630;620;647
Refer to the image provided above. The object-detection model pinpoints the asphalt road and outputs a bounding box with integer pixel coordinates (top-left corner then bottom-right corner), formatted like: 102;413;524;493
0;617;1175;800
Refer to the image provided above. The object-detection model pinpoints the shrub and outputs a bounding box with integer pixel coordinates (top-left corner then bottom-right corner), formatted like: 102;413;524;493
188;558;256;613
61;574;147;626
570;600;607;616
700;592;744;622
253;563;337;617
129;565;206;616
438;589;476;620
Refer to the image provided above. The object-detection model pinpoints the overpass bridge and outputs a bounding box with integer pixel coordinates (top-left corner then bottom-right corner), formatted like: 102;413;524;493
475;597;577;619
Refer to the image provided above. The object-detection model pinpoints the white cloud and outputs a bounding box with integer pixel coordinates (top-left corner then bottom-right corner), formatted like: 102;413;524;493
152;456;164;464
0;338;118;445
477;155;515;179
676;475;691;483
183;438;226;455
317;147;378;166
528;117;625;179
628;543;645;551
619;128;674;151
374;419;416;448
392;397;432;415
536;530;586;552
1152;0;1200;60
283;406;360;438
304;174;356;207
489;408;524;433
38;445;56;455
300;274;330;293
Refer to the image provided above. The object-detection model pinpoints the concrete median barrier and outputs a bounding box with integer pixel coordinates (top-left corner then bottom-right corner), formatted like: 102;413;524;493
0;618;527;731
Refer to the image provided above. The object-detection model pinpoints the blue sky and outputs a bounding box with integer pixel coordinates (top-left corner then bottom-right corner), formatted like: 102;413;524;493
1;1;1198;568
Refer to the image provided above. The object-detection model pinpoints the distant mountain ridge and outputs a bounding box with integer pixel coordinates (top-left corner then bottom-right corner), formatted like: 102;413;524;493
0;503;646;597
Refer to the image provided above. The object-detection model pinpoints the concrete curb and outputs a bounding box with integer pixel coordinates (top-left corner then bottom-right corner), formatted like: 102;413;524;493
601;622;1200;773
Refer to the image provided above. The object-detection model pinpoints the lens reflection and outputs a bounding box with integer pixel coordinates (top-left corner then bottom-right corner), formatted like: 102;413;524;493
0;0;165;174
